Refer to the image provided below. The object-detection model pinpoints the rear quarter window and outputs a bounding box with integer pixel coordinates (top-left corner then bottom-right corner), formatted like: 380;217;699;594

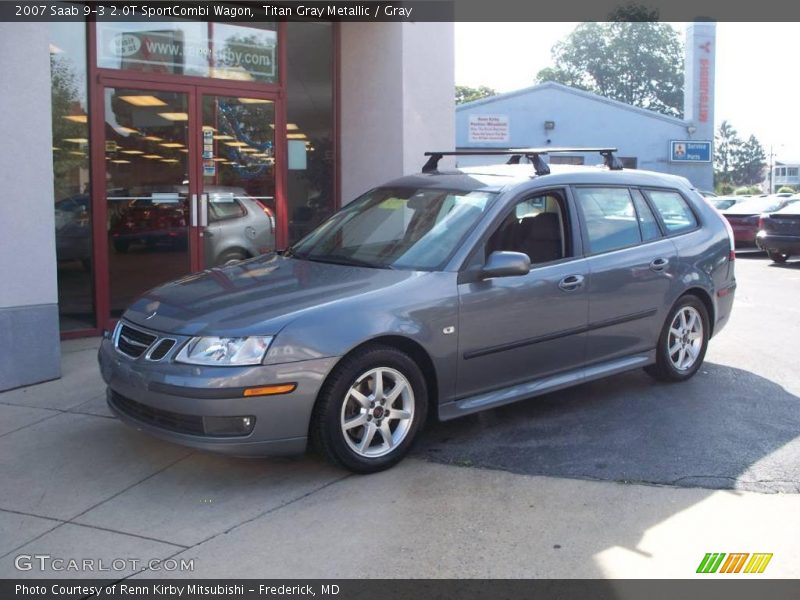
210;198;247;222
645;190;698;234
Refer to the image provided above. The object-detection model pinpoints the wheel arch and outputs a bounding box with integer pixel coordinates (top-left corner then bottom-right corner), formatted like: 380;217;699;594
312;335;439;419
681;287;716;337
214;245;252;265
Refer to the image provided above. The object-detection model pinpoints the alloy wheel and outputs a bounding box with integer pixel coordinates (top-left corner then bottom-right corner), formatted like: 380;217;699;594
340;367;415;458
667;306;704;371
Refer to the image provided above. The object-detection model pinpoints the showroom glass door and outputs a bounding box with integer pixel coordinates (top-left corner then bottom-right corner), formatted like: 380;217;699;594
95;84;284;328
101;85;197;320
197;92;281;269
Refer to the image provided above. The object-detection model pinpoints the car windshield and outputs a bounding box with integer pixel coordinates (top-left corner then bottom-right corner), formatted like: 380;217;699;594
725;197;784;214
288;187;497;270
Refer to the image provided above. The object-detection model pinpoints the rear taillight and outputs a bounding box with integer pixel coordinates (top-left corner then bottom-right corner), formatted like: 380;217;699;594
255;200;276;230
720;212;735;260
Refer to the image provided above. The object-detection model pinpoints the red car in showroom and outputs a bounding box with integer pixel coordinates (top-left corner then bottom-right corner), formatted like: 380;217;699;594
721;196;798;249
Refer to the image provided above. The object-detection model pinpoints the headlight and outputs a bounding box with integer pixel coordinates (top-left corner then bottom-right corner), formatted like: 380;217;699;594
175;336;273;366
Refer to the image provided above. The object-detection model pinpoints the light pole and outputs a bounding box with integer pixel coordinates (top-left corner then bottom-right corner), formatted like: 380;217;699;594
768;145;774;193
767;144;784;193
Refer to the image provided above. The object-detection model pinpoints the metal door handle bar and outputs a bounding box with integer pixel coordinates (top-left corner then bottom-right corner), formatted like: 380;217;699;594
190;194;198;227
200;193;208;227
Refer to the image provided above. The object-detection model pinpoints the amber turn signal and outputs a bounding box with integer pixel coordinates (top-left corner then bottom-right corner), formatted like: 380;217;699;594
242;383;297;397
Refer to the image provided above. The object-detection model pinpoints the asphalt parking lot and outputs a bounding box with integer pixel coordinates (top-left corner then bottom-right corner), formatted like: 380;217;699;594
418;254;800;493
1;252;798;578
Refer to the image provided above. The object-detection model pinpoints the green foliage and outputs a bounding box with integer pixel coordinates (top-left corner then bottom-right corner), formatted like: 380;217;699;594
455;85;497;105
737;135;767;186
777;186;797;193
733;186;761;196
716;183;735;195
534;20;684;118
714;122;766;187
51;54;88;200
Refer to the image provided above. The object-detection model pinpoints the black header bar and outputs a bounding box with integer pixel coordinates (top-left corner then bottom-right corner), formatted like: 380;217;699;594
3;0;800;21
5;579;800;600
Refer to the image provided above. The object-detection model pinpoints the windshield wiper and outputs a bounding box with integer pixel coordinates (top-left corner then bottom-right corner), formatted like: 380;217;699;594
303;255;395;270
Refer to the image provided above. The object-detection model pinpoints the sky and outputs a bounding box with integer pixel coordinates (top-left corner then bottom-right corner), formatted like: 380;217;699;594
455;22;800;163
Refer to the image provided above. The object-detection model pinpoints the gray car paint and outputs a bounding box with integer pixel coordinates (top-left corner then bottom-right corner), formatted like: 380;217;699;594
100;164;736;456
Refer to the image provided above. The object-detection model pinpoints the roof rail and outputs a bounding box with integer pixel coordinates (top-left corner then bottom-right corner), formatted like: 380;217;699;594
422;147;623;176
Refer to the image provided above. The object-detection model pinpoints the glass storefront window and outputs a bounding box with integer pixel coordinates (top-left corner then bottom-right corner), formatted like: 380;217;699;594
96;22;278;83
51;20;94;331
286;23;334;244
104;88;192;317
201;95;277;267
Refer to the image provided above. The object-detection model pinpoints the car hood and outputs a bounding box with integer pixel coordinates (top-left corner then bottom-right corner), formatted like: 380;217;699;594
123;254;420;336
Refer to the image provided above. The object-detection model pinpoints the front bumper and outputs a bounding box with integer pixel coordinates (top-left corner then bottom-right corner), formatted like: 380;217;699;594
756;232;800;255
98;337;339;457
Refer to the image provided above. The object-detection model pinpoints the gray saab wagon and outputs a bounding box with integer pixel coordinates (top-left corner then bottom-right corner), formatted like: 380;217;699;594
99;148;737;473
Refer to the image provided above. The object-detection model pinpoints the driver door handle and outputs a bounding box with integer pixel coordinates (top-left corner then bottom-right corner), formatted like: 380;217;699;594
558;274;585;292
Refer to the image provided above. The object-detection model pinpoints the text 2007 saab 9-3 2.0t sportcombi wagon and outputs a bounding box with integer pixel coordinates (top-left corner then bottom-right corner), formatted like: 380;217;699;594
99;148;737;473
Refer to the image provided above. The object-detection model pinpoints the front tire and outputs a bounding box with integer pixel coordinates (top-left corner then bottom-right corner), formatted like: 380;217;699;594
310;345;428;473
645;295;709;382
767;250;789;263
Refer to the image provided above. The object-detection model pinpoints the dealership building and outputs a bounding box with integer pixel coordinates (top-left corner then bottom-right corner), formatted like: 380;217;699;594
456;22;716;193
0;19;454;390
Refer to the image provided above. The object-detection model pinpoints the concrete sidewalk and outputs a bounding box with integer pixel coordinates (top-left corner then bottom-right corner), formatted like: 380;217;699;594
1;337;798;579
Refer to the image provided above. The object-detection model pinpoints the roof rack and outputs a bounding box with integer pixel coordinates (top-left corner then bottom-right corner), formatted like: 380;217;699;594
422;147;623;176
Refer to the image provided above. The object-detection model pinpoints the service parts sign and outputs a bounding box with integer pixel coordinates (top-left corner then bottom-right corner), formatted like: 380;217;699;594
670;140;712;162
468;115;509;144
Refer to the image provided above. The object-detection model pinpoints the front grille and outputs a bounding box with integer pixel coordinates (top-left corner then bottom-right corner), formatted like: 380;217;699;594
148;338;176;361
110;391;205;436
117;324;157;358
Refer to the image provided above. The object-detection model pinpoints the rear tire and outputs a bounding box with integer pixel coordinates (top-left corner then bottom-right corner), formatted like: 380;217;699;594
113;240;129;254
768;250;789;263
310;345;428;474
645;295;709;382
215;249;247;267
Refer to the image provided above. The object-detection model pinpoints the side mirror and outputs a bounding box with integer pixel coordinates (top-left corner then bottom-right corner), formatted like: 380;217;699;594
480;251;531;279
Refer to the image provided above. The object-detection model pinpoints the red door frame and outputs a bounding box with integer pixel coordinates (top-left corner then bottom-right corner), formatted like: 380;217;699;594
193;85;287;252
80;22;288;336
64;21;337;339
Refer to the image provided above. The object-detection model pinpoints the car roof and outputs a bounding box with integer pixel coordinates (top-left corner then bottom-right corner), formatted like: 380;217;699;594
380;163;695;195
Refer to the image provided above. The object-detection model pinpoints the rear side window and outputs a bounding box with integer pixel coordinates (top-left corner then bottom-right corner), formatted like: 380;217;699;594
631;189;662;241
645;190;698;234
209;197;247;222
574;187;641;254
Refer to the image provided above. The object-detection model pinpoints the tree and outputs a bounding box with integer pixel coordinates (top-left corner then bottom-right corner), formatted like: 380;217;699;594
733;135;766;186
456;85;497;105
51;53;88;200
714;121;740;187
535;17;684;118
714;122;766;188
